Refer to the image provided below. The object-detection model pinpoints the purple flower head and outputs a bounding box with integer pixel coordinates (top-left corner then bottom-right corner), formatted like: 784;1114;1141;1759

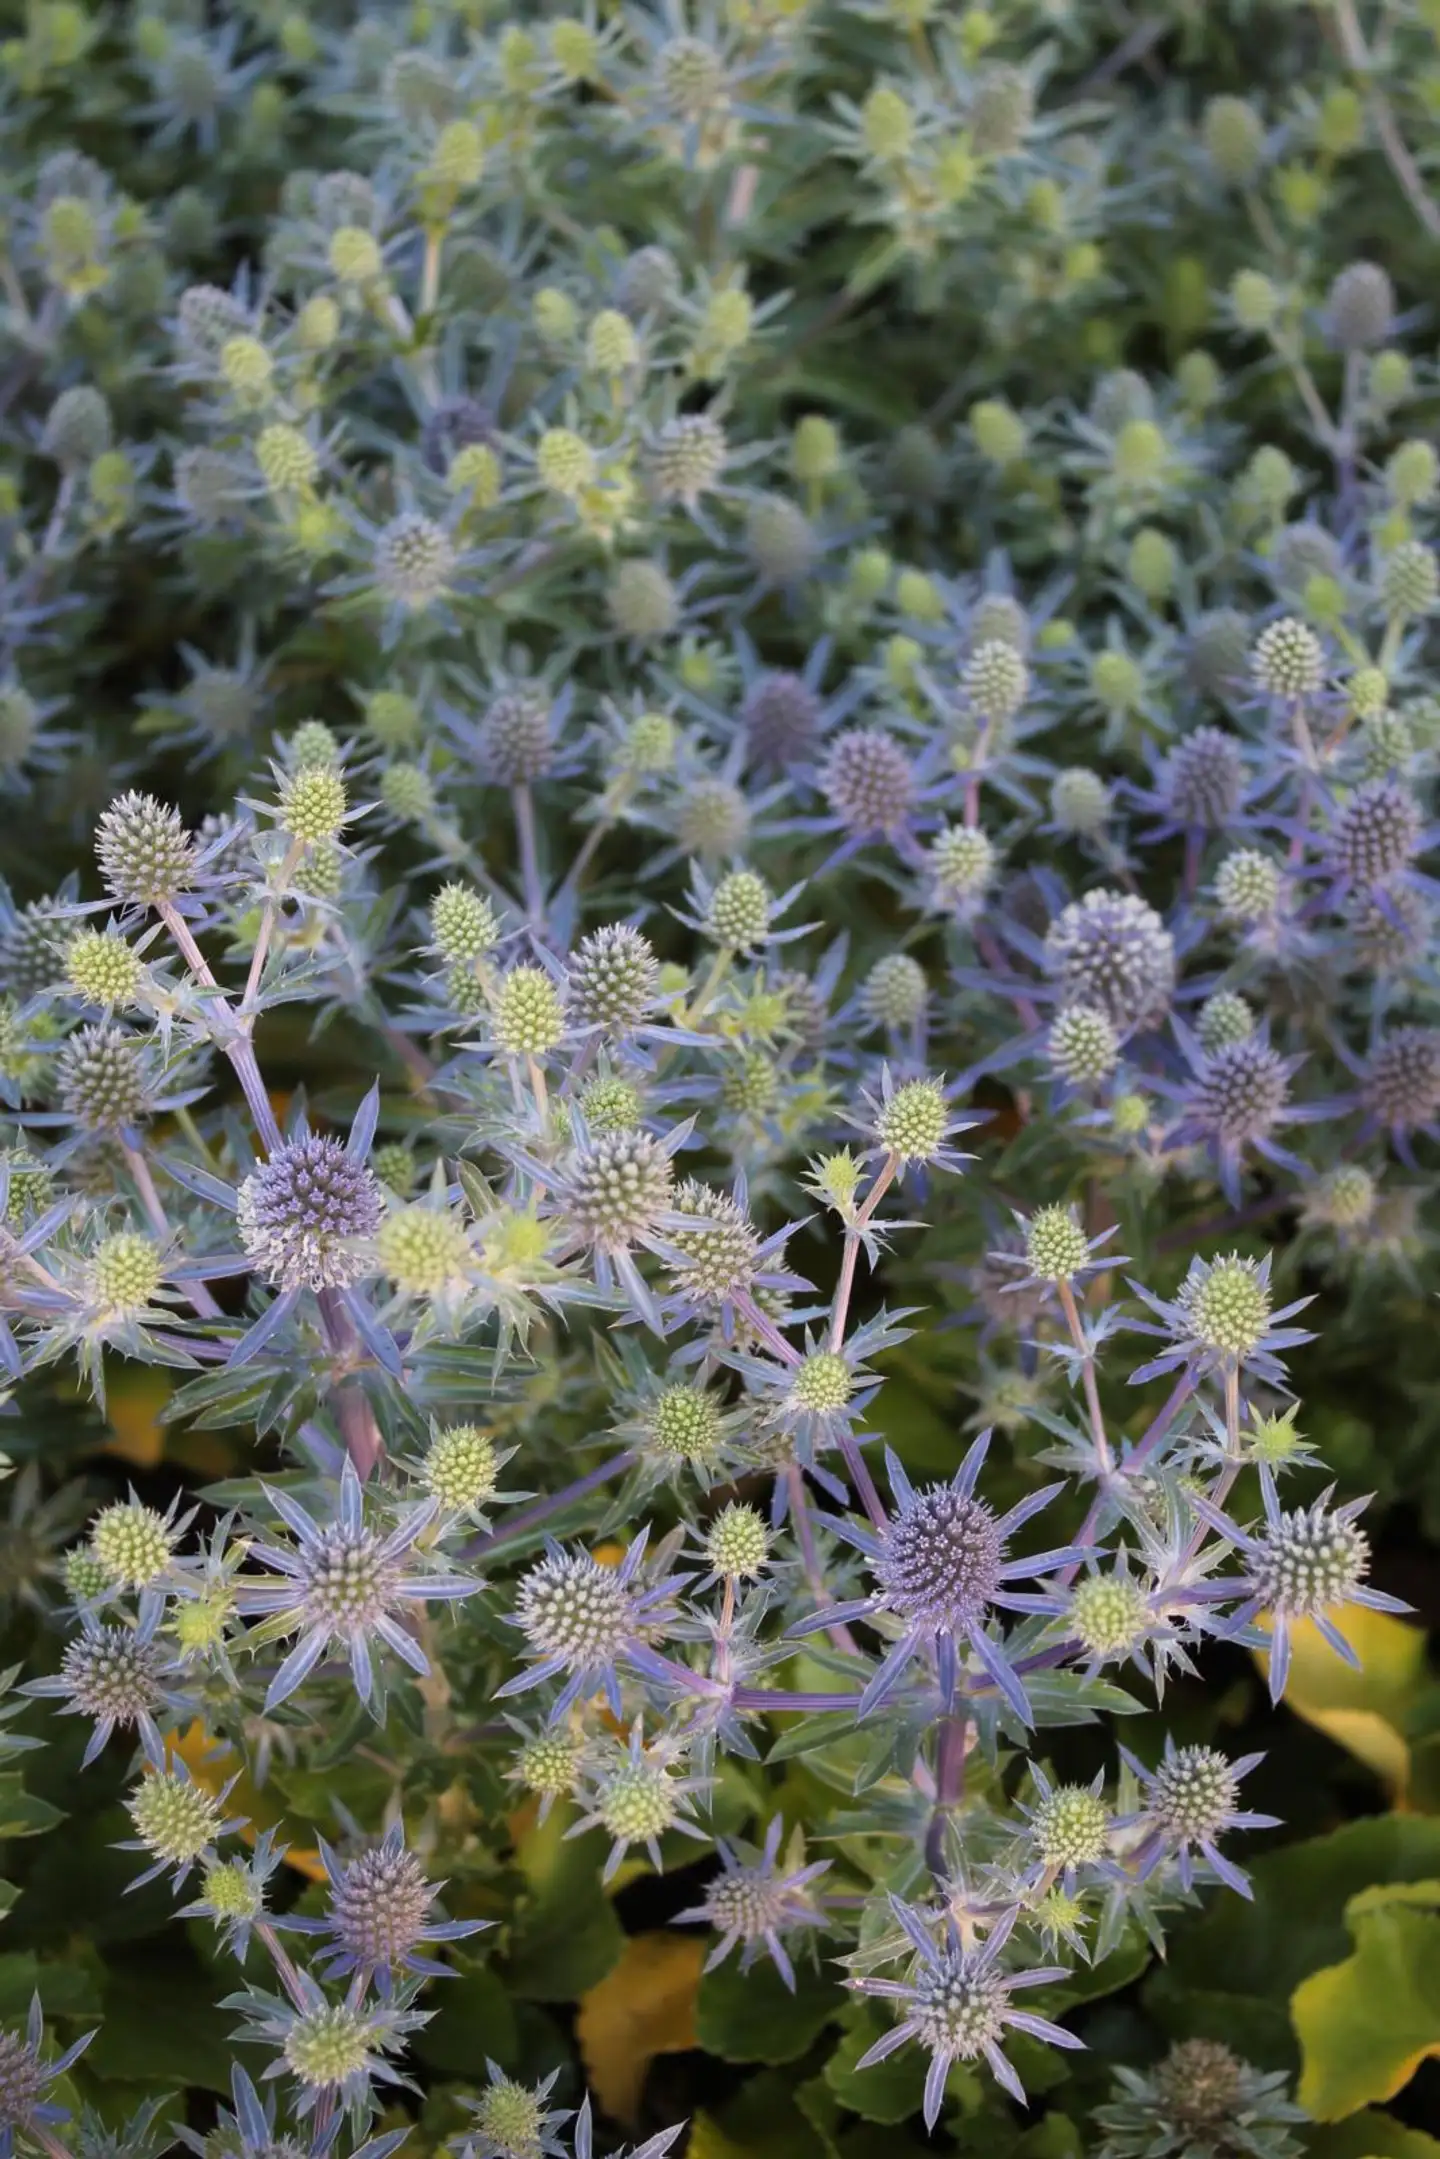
853;1899;1082;2128
285;1822;488;1988
0;1997;95;2159
238;1130;384;1293
793;1432;1086;1723
1044;889;1175;1037
236;1458;476;1713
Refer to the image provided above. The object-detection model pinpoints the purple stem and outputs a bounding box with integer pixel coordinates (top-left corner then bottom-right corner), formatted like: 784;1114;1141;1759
463;1449;638;1561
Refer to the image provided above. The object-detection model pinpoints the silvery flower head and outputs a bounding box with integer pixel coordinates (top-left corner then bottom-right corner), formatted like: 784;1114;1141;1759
672;1814;830;1988
1118;1737;1278;1897
236;1457;477;1712
497;1526;690;1719
852;1900;1082;2128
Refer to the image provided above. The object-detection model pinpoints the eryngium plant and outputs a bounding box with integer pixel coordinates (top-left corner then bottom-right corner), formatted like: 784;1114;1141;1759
5;0;1440;2151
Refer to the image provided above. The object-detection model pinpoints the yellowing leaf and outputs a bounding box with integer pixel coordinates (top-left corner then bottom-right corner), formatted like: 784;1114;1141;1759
172;1724;325;1883
1254;1604;1429;1799
576;1931;705;2126
105;1367;171;1468
1293;1898;1440;2119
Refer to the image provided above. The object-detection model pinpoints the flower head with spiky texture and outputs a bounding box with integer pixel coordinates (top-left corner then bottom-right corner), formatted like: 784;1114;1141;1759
238;1129;384;1294
853;1901;1082;2127
793;1433;1085;1720
235;1458;477;1712
0;1997;95;2159
1187;1471;1408;1700
497;1529;689;1719
285;1822;487;1985
1120;1738;1277;1897
673;1816;829;1988
1044;890;1175;1036
568;1722;711;1880
1129;1252;1313;1386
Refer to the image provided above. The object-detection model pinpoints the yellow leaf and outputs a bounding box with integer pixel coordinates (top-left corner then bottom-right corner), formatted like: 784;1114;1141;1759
1254;1604;1429;1799
576;1931;705;2126
105;1367;171;1468
684;2116;751;2159
171;1723;326;1882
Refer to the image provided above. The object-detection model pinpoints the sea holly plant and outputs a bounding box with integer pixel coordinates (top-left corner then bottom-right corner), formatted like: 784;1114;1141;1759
2;0;1440;2154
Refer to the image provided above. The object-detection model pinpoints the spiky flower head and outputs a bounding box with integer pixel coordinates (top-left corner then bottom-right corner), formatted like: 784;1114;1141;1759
875;1078;950;1162
128;1770;224;1871
91;1498;177;1587
1381;540;1439;618
608;559;679;642
1032;1784;1109;1867
1363;1026;1440;1131
792;1350;853;1413
1251;1499;1370;1617
65;930;141;1009
863;954;928;1030
376;1206;472;1296
1048;1006;1119;1086
1045;890;1175;1035
481;688;554;785
57;1625;165;1733
514;1726;583;1802
88;1231;163;1317
1070;1572;1150;1659
1305;1164;1376;1230
1180;1255;1272;1359
1191;1034;1290;1145
649;1385;724;1461
677;776;749;861
423;1426;499;1513
706;868;772;951
745;494;818;584
1163;728;1243;828
874;1482;1001;1630
568;926;658;1032
281;2003;375;2094
929;824;996;904
964;639;1029;724
1251;618;1324;701
0;2021;50;2141
374;513;455;612
431;883;499;964
1203;94;1264;182
667;1180;760;1303
237;1133;384;1292
567;1129;674;1251
96;792;197;904
2;1148;54;1225
1215;848;1282;923
1049;768;1111;835
1025;1206;1092;1283
1145;1745;1239;1842
742;671;821;769
466;2074;550;2159
1187;608;1252;701
822;728;916;835
514;1549;634;1670
594;1749;680;1848
490;966;566;1056
704;1502;769;1581
279;765;347;845
43;384;111;467
64;1544;111;1604
1326;260;1394;350
580;1074;642;1133
1196;992;1254;1055
324;1840;435;1976
1332;777;1421;886
648;413;727;507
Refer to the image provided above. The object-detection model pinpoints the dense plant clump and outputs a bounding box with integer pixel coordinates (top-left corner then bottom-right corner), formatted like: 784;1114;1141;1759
8;1;1440;2156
